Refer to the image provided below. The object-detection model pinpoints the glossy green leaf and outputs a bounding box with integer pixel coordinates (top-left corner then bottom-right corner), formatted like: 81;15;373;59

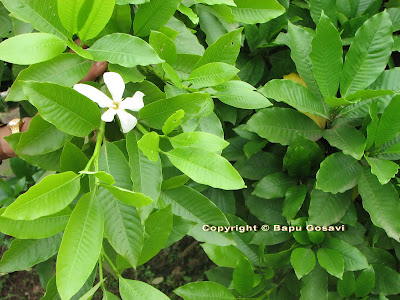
195;0;235;5
300;264;328;300
366;157;399;185
232;258;253;296
375;95;400;147
282;185;307;222
308;189;352;226
291;248;316;279
108;64;145;84
310;13;342;98
56;192;104;300
231;0;285;24
340;11;393;96
253;172;296;200
355;266;375;297
261;79;329;118
165;147;245;190
202;244;246;268
133;0;181;37
337;271;355;298
366;101;379;150
323;126;366;160
0;234;61;273
57;0;85;34
7;53;91;102
175;281;235;300
358;168;400;242
2;171;80;220
169;132;229;152
60;141;89;174
88;33;164;68
317;248;344;279
162;110;185;135
316;152;362;194
137;132;160;162
101;184;153;207
79;171;115;185
309;0;337;26
0;33;66;64
187;62;239;88
22;81;101;137
246;108;324;146
79;278;106;300
119;278;170;299
149;30;177;65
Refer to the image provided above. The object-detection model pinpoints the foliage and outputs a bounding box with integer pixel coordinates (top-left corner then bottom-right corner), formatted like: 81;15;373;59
0;0;400;299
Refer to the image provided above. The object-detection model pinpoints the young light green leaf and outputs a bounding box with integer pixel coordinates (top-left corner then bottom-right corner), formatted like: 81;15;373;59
323;126;366;160
355;266;375;297
231;0;285;24
137;132;160;162
162;63;184;89
169;132;229;152
0;33;66;64
88;33;164;68
201;244;246;268
253;172;296;200
174;281;236;300
375;95;400;147
162;110;185;135
119;278;170;300
101;184;153;207
340;11;394;96
0;234;62;273
2;171;80;220
22;81;101;137
261;79;329;118
317;248;344;279
310;13;342;98
365;157;399;185
291;248;316;279
316;152;362;194
187;62;239;88
57;0;85;34
246;108;324;146
133;0;181;37
79;171;115;185
165;147;245;190
56;192;104;300
358;167;400;242
195;0;236;5
233;258;254;296
300;264;328;300
337;271;355;298
77;0;115;42
79;278;106;300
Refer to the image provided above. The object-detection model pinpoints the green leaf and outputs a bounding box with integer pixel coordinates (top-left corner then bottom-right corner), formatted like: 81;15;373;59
164;147;245;190
346;89;395;102
162;110;185;135
0;33;66;64
194;28;243;68
79;279;106;300
1;0;71;40
308;189;352;226
201;244;246;268
282;185;307;222
323;126;366;160
309;0;337;26
0;208;70;239
261;79;329;118
187;62;239;88
300;264;328;300
169;132;229;152
16;115;70;156
0;234;62;273
340;11;394;96
373;264;400;295
133;0;181;37
149;30;177;65
7;53;91;102
310;13;342;98
358;168;400;242
355;266;375;297
246;108;323;146
174;281;235;300
375;95;400;147
97;187;143;268
61;141;89;173
77;0;115;41
137;132;160;162
195;0;236;5
291;248;316;279
214;80;272;109
366;157;399;185
56;192;104;300
337;271;355;298
231;0;285;24
57;0;85;34
139;93;211;129
317;248;345;279
323;237;369;271
119;278;170;300
101;184;153;207
316;152;362;194
88;33;164;68
2;171;80;220
366;101;379;150
233;258;254;296
108;64;145;84
22;81;101;137
253;172;296;200
137;205;173;265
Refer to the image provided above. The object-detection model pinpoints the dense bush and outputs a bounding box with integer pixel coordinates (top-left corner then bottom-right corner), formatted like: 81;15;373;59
1;0;400;299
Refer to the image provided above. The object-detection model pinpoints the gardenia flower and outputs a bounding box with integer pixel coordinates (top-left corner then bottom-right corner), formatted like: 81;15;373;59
73;72;144;133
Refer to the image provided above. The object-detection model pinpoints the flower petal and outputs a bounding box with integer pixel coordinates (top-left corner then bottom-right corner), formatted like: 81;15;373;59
101;109;117;122
120;91;145;111
73;84;113;108
103;72;125;102
116;110;138;133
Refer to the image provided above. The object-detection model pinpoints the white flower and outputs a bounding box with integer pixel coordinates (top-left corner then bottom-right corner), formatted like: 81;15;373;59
73;72;145;133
